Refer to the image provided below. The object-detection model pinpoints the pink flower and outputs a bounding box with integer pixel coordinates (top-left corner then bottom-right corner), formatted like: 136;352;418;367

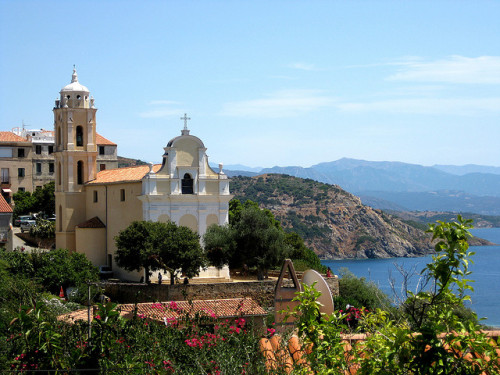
95;315;101;320
267;328;276;336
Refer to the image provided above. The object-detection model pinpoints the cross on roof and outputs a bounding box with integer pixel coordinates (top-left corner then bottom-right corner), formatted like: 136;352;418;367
180;113;191;131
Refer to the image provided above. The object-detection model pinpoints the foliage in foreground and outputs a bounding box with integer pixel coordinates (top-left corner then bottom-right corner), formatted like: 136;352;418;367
3;300;271;374
286;216;499;374
0;247;98;298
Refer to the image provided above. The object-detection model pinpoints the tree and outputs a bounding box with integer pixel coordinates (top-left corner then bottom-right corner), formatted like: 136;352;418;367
156;222;207;285
29;218;56;247
284;231;326;272
114;221;163;283
115;221;206;284
13;182;55;219
204;200;288;279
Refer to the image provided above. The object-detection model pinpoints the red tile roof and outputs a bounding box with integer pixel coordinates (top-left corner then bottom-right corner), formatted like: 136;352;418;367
0;195;12;213
96;133;116;146
86;164;161;185
58;298;266;324
77;216;105;228
120;298;267;322
0;131;27;143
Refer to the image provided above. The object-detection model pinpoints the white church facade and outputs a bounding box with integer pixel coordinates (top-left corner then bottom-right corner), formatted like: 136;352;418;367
54;69;232;281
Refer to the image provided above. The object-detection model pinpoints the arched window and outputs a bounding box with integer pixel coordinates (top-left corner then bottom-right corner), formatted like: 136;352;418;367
77;160;84;185
181;173;194;194
57;126;62;147
76;126;83;147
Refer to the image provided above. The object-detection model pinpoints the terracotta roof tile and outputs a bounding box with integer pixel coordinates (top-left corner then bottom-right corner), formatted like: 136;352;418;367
120;298;267;321
58;298;266;324
0;195;12;213
77;216;105;228
96;133;116;146
0;131;27;143
86;164;161;185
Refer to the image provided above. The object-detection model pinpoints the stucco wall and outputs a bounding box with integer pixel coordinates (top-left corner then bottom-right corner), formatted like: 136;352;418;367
75;227;106;266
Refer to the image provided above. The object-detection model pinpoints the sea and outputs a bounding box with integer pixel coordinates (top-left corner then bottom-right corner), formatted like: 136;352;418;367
322;227;500;328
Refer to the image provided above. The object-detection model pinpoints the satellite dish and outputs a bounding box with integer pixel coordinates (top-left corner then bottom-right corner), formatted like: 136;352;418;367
301;269;334;315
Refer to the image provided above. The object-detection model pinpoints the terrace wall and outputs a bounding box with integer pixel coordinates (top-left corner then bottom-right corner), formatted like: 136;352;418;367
103;276;339;309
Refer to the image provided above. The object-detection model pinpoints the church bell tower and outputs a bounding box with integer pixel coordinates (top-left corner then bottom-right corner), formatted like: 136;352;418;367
54;68;97;251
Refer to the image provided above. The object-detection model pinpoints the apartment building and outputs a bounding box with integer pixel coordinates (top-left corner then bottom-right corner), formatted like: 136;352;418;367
0;128;117;203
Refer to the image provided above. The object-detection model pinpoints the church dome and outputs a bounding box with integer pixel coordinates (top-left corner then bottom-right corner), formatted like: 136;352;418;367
60;68;89;93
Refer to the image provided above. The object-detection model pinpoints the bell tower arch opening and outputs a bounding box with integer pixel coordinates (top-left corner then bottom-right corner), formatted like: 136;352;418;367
76;126;84;147
181;173;194;194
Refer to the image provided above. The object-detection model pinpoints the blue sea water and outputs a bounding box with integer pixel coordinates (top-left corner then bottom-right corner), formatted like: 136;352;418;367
322;228;500;327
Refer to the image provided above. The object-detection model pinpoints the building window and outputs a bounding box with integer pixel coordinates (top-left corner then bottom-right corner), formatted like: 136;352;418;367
49;163;54;174
18;168;25;177
36;163;42;174
76;126;83;147
18;148;25;158
120;189;125;201
58;163;61;185
100;164;106;171
1;168;9;184
77;161;84;184
48;145;54;154
35;145;42;154
93;190;98;203
99;146;105;155
18;187;25;192
181;173;194;194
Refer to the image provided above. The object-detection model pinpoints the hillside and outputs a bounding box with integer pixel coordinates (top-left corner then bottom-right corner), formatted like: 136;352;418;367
230;174;434;260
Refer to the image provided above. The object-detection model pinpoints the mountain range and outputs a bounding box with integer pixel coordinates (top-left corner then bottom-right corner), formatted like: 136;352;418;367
219;159;500;215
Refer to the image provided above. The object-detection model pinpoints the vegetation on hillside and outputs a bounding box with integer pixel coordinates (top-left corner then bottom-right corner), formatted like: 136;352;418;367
388;209;500;229
231;174;432;259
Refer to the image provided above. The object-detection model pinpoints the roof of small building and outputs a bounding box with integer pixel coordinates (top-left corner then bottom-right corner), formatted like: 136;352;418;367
96;133;116;146
0;195;12;213
0;131;28;143
58;298;266;324
76;216;105;228
86;164;161;185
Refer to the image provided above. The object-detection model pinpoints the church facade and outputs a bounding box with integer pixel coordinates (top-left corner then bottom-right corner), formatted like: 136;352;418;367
54;70;232;280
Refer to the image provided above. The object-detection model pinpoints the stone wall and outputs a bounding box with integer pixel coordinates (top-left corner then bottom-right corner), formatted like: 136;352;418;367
103;276;339;309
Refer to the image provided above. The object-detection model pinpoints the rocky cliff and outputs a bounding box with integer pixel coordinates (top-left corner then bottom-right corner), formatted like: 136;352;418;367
231;174;434;259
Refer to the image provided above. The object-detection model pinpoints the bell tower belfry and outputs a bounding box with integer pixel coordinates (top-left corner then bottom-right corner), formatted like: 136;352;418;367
54;68;98;251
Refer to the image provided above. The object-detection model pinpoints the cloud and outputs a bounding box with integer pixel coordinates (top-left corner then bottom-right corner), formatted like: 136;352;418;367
289;62;316;71
388;56;500;84
337;97;500;115
220;90;337;118
139;100;182;118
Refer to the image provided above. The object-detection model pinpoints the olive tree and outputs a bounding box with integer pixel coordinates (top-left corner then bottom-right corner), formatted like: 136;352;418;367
115;221;206;284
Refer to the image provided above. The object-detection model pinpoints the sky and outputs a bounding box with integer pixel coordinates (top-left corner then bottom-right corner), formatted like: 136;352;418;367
1;1;499;169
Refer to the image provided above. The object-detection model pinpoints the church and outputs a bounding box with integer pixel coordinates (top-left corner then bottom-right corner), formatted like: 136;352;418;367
54;69;232;280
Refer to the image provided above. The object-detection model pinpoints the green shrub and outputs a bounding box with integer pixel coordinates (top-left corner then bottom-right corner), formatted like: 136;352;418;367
334;268;392;312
